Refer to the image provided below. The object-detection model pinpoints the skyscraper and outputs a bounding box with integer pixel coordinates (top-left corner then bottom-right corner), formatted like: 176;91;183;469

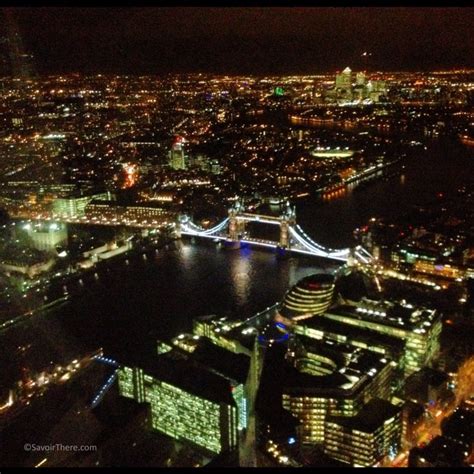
356;71;366;86
169;137;187;170
335;67;352;88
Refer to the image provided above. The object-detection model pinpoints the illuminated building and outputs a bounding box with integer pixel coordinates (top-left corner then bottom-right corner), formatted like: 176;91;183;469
210;158;222;175
279;336;395;444
391;239;465;281
412;260;463;280
324;398;402;467
280;274;335;321
293;315;404;373
316;299;442;376
117;337;250;456
335;67;352;94
25;221;68;252
169;137;187;170
369;79;387;102
84;201;177;226
0;253;55;278
311;148;355;159
193;315;252;355
122;163;138;189
356;72;366;86
52;191;110;218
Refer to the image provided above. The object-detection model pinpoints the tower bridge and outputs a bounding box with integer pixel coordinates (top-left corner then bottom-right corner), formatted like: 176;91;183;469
180;201;373;264
16;200;373;264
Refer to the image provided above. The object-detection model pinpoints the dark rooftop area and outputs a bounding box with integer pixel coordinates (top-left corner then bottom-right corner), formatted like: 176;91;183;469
326;398;401;433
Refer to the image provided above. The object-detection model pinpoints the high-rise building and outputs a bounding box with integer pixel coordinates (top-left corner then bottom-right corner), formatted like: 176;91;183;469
169;137;187;170
356;71;366;86
335;67;353;90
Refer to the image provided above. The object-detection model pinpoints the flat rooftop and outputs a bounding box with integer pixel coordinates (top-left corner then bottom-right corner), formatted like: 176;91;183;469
268;335;391;398
325;299;439;332
118;336;250;406
297;314;405;355
326;398;401;432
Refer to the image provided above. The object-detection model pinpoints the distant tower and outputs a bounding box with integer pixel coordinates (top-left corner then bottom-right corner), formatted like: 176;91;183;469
228;200;245;243
335;67;352;89
279;202;296;249
169;137;186;170
356;71;366;86
335;67;353;100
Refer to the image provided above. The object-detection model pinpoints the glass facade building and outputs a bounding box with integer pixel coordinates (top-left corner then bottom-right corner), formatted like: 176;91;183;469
117;337;251;456
280;336;395;444
322;299;442;376
324;398;402;467
280;274;335;321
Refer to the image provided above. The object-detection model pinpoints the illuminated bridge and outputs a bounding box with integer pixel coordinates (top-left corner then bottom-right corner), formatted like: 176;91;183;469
180;201;373;263
17;200;373;263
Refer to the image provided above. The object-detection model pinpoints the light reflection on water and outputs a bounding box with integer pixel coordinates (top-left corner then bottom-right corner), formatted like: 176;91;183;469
2;139;473;372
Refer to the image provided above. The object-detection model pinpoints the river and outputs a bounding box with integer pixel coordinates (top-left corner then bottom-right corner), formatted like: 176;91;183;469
0;138;473;384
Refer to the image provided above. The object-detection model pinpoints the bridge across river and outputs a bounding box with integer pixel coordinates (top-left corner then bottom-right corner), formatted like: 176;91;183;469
180;201;373;263
17;200;373;263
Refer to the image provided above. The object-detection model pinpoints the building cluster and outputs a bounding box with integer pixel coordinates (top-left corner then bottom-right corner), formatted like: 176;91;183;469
325;67;388;105
114;265;464;467
0;69;472;219
356;184;474;287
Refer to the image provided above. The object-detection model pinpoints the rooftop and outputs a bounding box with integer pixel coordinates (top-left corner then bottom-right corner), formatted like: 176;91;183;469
325;298;439;332
271;335;391;398
326;398;401;433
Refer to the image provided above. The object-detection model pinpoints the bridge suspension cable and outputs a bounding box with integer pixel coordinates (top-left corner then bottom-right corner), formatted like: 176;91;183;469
181;217;229;235
289;226;350;259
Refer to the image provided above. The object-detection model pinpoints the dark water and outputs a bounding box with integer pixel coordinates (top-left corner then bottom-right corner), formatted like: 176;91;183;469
1;139;473;378
297;139;474;248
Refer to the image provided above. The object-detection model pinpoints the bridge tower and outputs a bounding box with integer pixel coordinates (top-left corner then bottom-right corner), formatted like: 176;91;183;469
346;247;357;267
228;200;245;247
173;220;182;239
279;202;296;249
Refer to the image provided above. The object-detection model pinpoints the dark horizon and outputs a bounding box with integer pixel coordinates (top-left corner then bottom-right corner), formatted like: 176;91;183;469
2;7;473;76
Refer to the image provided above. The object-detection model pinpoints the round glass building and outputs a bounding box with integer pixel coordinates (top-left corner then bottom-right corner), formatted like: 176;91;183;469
280;273;335;321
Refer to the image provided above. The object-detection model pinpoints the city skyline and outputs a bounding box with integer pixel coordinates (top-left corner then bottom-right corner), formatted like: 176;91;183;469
0;6;473;470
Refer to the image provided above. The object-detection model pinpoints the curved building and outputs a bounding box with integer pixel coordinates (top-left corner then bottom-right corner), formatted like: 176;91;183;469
280;274;335;321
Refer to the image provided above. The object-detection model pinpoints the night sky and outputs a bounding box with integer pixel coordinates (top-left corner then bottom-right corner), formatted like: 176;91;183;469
5;7;474;75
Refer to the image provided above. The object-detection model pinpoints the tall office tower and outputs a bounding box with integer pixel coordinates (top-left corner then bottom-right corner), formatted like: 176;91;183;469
169;136;187;170
335;67;352;90
356;71;366;86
